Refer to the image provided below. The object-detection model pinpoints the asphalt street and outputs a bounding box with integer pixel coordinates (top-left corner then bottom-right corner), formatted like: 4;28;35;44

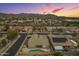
3;33;27;56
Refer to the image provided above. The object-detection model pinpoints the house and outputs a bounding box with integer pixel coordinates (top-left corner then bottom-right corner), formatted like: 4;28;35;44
48;35;78;51
0;26;5;32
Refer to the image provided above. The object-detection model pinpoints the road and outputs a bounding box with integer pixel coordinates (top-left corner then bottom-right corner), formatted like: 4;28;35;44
1;32;79;35
3;33;27;56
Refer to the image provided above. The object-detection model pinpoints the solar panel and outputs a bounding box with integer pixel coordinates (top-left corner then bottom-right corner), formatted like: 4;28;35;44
52;37;67;42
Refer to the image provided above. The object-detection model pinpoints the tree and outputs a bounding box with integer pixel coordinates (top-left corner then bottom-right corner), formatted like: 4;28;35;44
4;24;9;31
1;39;7;46
7;29;18;41
74;51;79;56
72;32;77;37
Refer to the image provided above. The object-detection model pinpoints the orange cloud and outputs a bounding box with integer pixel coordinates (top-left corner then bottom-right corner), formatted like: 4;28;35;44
70;7;79;10
52;7;64;13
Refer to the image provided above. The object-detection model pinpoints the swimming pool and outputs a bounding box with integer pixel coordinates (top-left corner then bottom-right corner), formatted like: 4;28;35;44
29;48;49;52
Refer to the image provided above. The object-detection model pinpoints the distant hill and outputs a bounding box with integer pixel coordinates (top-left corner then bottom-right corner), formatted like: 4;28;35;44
0;13;79;20
0;13;58;16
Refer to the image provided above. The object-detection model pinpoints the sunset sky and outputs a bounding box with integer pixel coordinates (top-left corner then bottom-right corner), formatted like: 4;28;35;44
0;3;79;17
